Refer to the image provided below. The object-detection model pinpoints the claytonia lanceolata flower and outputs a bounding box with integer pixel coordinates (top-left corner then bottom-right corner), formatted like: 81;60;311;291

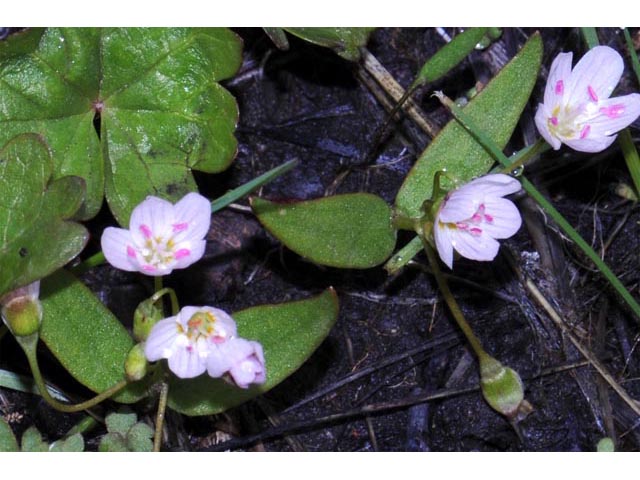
101;193;211;276
535;46;640;153
144;306;266;388
433;174;522;269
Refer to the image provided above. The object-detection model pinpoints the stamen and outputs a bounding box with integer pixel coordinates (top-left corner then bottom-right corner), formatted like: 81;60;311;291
550;116;559;126
456;222;469;230
140;224;152;239
175;249;191;260
142;265;156;273
600;104;625;119
580;124;591;139
555;80;564;95
127;245;137;258
588;85;598;102
471;213;482;223
211;335;226;344
469;227;482;236
173;222;188;233
484;214;494;222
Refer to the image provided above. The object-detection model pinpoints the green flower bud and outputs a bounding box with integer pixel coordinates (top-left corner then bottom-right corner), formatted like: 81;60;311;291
124;344;148;381
0;281;42;337
133;298;164;342
597;437;615;452
479;356;529;419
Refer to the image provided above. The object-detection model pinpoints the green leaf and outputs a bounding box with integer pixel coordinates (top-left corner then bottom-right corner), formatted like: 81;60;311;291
49;433;84;452
284;28;375;61
395;33;543;218
40;269;149;403
127;423;154;452
0;28;242;224
168;288;339;416
251;194;396;269
98;433;128;452
0;417;19;452
21;426;48;452
105;412;138;434
0;134;88;298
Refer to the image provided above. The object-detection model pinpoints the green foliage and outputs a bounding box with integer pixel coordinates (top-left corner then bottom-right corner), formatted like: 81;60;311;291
395;33;543;218
40;270;149;403
251;194;396;269
168;289;339;416
19;425;84;452
99;412;153;452
283;28;375;61
0;134;88;298
0;27;242;224
0;417;19;452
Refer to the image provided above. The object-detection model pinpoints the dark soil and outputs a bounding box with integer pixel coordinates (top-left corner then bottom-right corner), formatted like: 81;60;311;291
2;27;640;452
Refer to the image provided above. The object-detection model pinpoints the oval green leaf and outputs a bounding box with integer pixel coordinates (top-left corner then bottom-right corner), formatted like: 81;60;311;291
0;28;242;223
0;417;18;452
40;269;149;403
0;134;88;298
251;193;397;269
167;288;339;416
284;28;375;61
395;33;543;218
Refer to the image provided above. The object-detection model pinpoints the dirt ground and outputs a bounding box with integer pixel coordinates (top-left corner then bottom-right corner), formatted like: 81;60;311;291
2;27;640;452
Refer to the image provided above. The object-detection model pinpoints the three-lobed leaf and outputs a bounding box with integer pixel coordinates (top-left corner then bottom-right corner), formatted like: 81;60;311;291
168;288;339;416
251;194;397;269
395;33;543;218
0;28;242;224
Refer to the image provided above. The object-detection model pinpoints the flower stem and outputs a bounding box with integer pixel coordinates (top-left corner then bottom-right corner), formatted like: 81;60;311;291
151;287;179;317
422;240;490;362
435;91;640;321
153;381;170;452
17;334;128;413
497;137;550;174
69;251;106;275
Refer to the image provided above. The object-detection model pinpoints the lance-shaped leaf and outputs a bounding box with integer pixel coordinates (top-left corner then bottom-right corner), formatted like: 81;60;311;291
395;33;542;218
168;288;339;416
0;28;242;224
284;28;375;61
251;194;397;269
40;269;149;403
0;134;87;298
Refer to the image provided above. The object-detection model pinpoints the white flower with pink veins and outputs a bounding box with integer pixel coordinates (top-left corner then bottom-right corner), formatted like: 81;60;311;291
433;174;522;269
101;192;211;276
535;46;640;153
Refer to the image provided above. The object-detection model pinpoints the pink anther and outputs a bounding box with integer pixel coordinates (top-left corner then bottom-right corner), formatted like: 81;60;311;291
600;104;625;119
174;248;191;260
550;116;559;126
580;125;591;139
555;80;564;95
588;85;598;102
172;222;188;233
140;224;153;239
127;245;137;258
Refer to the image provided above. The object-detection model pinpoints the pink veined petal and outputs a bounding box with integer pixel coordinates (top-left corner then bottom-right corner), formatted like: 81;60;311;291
587;93;640;137
101;227;139;272
437;191;481;223
129;196;175;246
543;51;573;106
167;344;207;379
144;317;181;361
172;240;206;269
480;197;522;239
433;223;455;269
534;104;562;150
463;173;522;198
205;344;235;378
220;338;266;388
567;46;624;105
450;230;501;262
172;192;212;243
563;134;617;153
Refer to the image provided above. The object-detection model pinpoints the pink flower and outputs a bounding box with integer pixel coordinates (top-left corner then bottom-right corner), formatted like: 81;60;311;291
144;305;266;387
144;306;238;379
101;193;211;276
433;174;522;269
535;46;640;153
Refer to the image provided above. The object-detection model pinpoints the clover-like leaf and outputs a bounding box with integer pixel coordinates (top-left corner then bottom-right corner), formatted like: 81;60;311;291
49;433;84;452
0;28;242;224
283;28;375;61
0;134;88;298
0;417;18;452
168;288;339;416
251;194;396;269
20;426;48;452
395;33;542;218
40;270;150;403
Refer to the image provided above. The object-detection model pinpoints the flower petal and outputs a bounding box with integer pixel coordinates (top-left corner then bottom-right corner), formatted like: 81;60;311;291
563;134;617;153
101;227;139;272
463;173;522;198
567;46;623;105
544;51;573;106
144;317;180;361
433;223;454;269
481;197;522;239
217;338;266;388
587;93;640;137
167;345;207;379
129;196;175;246
205;344;235;378
534;103;562;150
437;191;480;223
451;230;501;263
172;192;212;243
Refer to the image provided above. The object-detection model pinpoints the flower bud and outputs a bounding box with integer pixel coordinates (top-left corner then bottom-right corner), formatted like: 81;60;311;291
479;356;529;419
133;298;164;342
124;344;148;381
0;281;42;337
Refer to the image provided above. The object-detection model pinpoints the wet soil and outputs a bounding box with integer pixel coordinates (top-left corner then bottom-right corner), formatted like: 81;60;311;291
2;27;640;452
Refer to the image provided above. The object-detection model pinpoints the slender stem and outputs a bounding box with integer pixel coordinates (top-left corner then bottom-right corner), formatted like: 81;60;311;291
151;287;180;317
65;416;100;438
580;27;600;49
19;334;128;413
153;381;170;452
498;137;550;174
384;235;423;275
422;240;490;362
70;251;106;275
